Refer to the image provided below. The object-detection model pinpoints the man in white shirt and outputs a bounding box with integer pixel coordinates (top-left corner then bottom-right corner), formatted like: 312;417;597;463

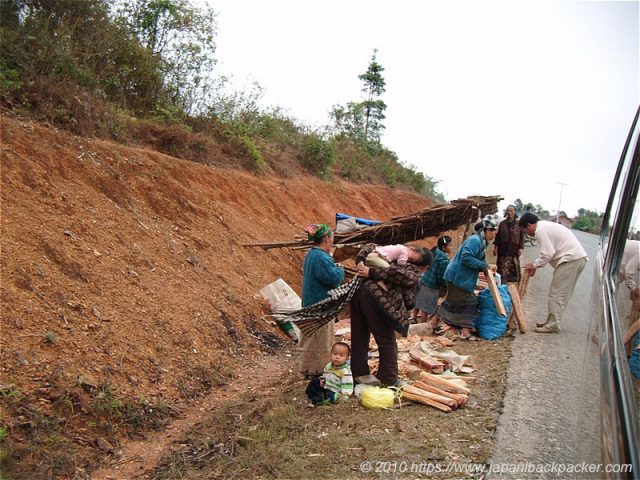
519;213;588;333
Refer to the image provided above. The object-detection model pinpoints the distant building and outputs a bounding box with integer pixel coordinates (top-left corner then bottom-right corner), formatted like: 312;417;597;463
543;214;575;228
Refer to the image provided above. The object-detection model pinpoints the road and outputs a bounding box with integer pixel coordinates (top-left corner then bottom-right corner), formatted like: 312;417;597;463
489;230;601;479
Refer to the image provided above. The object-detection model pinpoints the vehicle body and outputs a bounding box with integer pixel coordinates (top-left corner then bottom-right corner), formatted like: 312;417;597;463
589;105;640;478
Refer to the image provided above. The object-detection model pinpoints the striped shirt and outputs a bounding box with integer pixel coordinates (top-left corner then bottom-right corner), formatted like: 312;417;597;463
322;362;354;397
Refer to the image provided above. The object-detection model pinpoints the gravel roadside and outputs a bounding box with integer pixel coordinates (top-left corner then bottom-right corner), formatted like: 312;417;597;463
488;232;601;479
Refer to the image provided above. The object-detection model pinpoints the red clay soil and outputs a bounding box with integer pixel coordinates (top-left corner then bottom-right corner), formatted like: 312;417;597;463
0;115;434;478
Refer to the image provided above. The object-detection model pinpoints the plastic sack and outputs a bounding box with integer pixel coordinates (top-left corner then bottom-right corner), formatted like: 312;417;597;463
260;279;301;312
361;387;396;410
474;285;513;340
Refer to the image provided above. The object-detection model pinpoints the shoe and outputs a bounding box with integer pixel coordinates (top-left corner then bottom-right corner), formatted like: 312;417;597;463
459;333;479;341
536;322;546;328
382;378;407;388
534;325;560;333
354;374;381;387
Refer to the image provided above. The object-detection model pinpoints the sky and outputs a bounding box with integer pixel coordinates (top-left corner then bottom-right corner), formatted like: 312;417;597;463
203;0;639;218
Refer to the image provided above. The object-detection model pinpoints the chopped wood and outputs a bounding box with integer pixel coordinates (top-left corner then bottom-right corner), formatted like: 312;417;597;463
413;381;468;407
401;390;452;412
518;270;531;299
409;350;445;373
507;283;528;333
403;385;458;409
484;269;506;316
405;364;426;381
418;372;471;395
438;374;477;384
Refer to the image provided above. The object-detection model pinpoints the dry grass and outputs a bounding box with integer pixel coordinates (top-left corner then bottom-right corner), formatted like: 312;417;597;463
152;337;513;479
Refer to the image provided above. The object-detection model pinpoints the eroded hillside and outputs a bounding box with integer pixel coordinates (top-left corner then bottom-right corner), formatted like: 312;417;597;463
0;115;434;476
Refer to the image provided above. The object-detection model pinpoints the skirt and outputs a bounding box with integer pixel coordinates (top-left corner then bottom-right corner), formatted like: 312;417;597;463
436;282;478;329
415;284;440;314
497;255;521;283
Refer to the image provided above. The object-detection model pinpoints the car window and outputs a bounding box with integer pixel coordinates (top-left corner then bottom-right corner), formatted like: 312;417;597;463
600;109;640;268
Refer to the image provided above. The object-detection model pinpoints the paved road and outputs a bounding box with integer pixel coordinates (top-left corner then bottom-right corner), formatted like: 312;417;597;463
489;230;601;479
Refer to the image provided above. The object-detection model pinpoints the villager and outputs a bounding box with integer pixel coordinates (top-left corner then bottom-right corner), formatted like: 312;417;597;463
519;213;588;333
300;224;345;376
305;341;353;406
364;243;426;291
415;235;453;331
437;216;498;341
350;243;431;387
493;205;524;283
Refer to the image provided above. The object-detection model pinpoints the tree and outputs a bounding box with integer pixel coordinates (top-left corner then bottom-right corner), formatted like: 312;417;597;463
358;49;386;143
330;49;387;145
115;0;219;114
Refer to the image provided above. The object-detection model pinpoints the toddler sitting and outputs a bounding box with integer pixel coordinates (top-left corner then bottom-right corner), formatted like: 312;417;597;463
305;342;353;406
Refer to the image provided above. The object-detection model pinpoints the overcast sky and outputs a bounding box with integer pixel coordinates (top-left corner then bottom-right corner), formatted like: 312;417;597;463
205;0;639;217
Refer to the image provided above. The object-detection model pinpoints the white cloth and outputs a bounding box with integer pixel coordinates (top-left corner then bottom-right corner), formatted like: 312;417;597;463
619;240;640;291
374;244;409;265
532;221;588;269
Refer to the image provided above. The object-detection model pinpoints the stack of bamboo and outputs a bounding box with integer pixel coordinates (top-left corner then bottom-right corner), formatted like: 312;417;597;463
401;372;473;412
245;195;503;250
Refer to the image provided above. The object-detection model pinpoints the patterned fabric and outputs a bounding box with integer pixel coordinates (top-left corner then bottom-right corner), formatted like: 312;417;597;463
303;223;332;242
436;282;479;329
271;276;363;339
356;243;421;336
496;255;521;283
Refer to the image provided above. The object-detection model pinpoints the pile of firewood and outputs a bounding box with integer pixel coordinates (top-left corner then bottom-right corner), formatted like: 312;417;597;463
401;371;474;413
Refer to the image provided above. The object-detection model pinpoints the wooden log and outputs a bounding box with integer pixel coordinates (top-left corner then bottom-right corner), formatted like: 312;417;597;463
413;381;468;407
409;350;445;374
484;269;506;316
403;385;458;409
405;364;426;381
441;375;477;384
401;390;452;412
507;283;528;333
418;372;471;395
518;270;531;299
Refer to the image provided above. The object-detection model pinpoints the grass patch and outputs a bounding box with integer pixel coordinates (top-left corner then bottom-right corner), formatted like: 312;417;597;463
152;338;512;479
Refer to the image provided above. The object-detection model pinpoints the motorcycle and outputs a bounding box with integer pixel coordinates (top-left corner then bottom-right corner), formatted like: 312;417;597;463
524;233;537;246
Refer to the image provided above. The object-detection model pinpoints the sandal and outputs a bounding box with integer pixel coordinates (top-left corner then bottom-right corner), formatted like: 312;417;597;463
459;333;479;341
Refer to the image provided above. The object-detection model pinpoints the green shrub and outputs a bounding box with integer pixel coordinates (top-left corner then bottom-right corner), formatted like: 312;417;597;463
297;133;337;180
240;136;266;172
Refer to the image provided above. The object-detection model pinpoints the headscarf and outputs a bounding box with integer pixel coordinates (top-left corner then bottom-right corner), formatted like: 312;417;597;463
304;223;332;242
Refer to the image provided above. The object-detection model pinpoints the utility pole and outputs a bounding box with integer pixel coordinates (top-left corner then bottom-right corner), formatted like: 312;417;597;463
556;182;569;223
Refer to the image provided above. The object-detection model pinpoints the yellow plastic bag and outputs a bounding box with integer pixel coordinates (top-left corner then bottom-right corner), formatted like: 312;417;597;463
361;387;397;410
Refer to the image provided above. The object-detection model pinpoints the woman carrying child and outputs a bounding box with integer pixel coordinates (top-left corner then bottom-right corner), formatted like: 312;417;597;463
351;243;432;387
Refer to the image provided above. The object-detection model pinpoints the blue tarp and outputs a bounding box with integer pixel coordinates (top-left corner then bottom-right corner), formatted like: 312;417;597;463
335;213;382;226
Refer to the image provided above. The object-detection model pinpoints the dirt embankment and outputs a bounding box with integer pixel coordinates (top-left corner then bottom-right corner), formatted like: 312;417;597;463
0;115;433;476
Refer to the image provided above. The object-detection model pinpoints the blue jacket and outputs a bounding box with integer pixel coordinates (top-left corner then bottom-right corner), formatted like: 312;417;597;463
443;233;488;292
301;247;345;306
